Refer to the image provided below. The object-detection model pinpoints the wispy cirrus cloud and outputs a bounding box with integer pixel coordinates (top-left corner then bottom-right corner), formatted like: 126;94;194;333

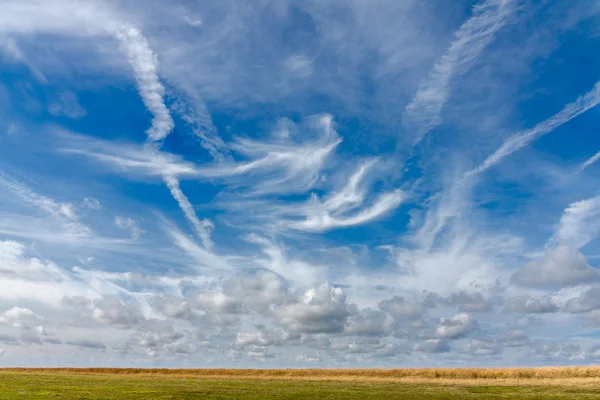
0;169;79;222
577;151;600;173
404;0;522;143
464;81;600;180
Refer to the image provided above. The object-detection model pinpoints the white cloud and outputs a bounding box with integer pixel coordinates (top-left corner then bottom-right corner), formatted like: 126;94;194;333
504;296;559;314
290;189;405;232
404;0;522;143
0;169;79;222
279;283;350;334
114;216;144;240
578;151;600;173
436;313;478;339
48;91;86;119
0;307;42;329
413;339;451;353
197;114;341;195
110;25;174;143
465;81;600;179
163;175;213;249
82;197;102;210
551;194;600;250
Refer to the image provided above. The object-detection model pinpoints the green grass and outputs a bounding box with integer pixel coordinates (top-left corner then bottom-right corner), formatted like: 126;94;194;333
2;371;600;399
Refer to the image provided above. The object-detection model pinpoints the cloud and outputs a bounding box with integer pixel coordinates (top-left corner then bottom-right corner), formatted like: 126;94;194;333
436;313;478;339
61;135;202;178
90;297;145;329
0;307;42;329
413;339;451;353
114;216;144;240
110;25;174;143
163;176;213;249
564;287;600;313
404;0;522;143
465;81;600;179
504;296;559;314
550;194;600;250
197;114;341;195
578;151;600;173
48;90;86;119
463;339;502;356
0;169;79;222
290;189;405;232
169;92;229;162
378;296;430;322
345;310;392;336
67;339;106;350
279;283;350;334
81;197;102;210
446;291;494;313
511;245;600;288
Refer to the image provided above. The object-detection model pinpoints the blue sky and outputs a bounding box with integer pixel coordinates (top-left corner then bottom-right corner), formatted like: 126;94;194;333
1;0;600;367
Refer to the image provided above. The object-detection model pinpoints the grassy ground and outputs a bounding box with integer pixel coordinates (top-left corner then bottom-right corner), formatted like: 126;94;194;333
2;368;600;399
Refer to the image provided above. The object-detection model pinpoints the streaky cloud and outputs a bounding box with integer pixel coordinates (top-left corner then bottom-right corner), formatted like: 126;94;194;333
464;81;600;180
577;150;600;173
163;175;213;250
404;0;522;144
110;24;174;143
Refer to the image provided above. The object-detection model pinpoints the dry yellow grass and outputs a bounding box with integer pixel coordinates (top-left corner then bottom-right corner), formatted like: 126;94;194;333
3;366;600;385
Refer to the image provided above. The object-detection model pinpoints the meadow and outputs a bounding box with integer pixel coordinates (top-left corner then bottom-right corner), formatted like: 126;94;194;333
2;367;600;399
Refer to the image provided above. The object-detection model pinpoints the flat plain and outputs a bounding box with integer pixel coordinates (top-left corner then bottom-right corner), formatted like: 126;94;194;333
2;367;600;399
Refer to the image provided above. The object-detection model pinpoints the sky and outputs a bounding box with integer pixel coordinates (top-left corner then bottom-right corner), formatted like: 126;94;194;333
1;0;600;368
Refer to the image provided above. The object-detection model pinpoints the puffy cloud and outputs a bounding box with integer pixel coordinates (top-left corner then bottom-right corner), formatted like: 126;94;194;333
0;307;42;329
436;313;478;339
344;310;392;336
446;291;494;313
511;246;600;288
378;296;428;322
504;296;559;314
90;297;145;329
279;283;350;334
222;271;289;313
564;287;600;313
194;292;242;314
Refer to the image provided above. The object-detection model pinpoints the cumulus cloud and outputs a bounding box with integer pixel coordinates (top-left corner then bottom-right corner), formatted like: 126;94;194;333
0;307;42;329
564;287;600;313
504;296;559;314
279;283;350;334
436;313;478;339
446;291;494;313
511;246;600;288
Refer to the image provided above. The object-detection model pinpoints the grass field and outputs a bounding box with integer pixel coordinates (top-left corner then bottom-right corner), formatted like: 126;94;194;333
2;367;600;399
